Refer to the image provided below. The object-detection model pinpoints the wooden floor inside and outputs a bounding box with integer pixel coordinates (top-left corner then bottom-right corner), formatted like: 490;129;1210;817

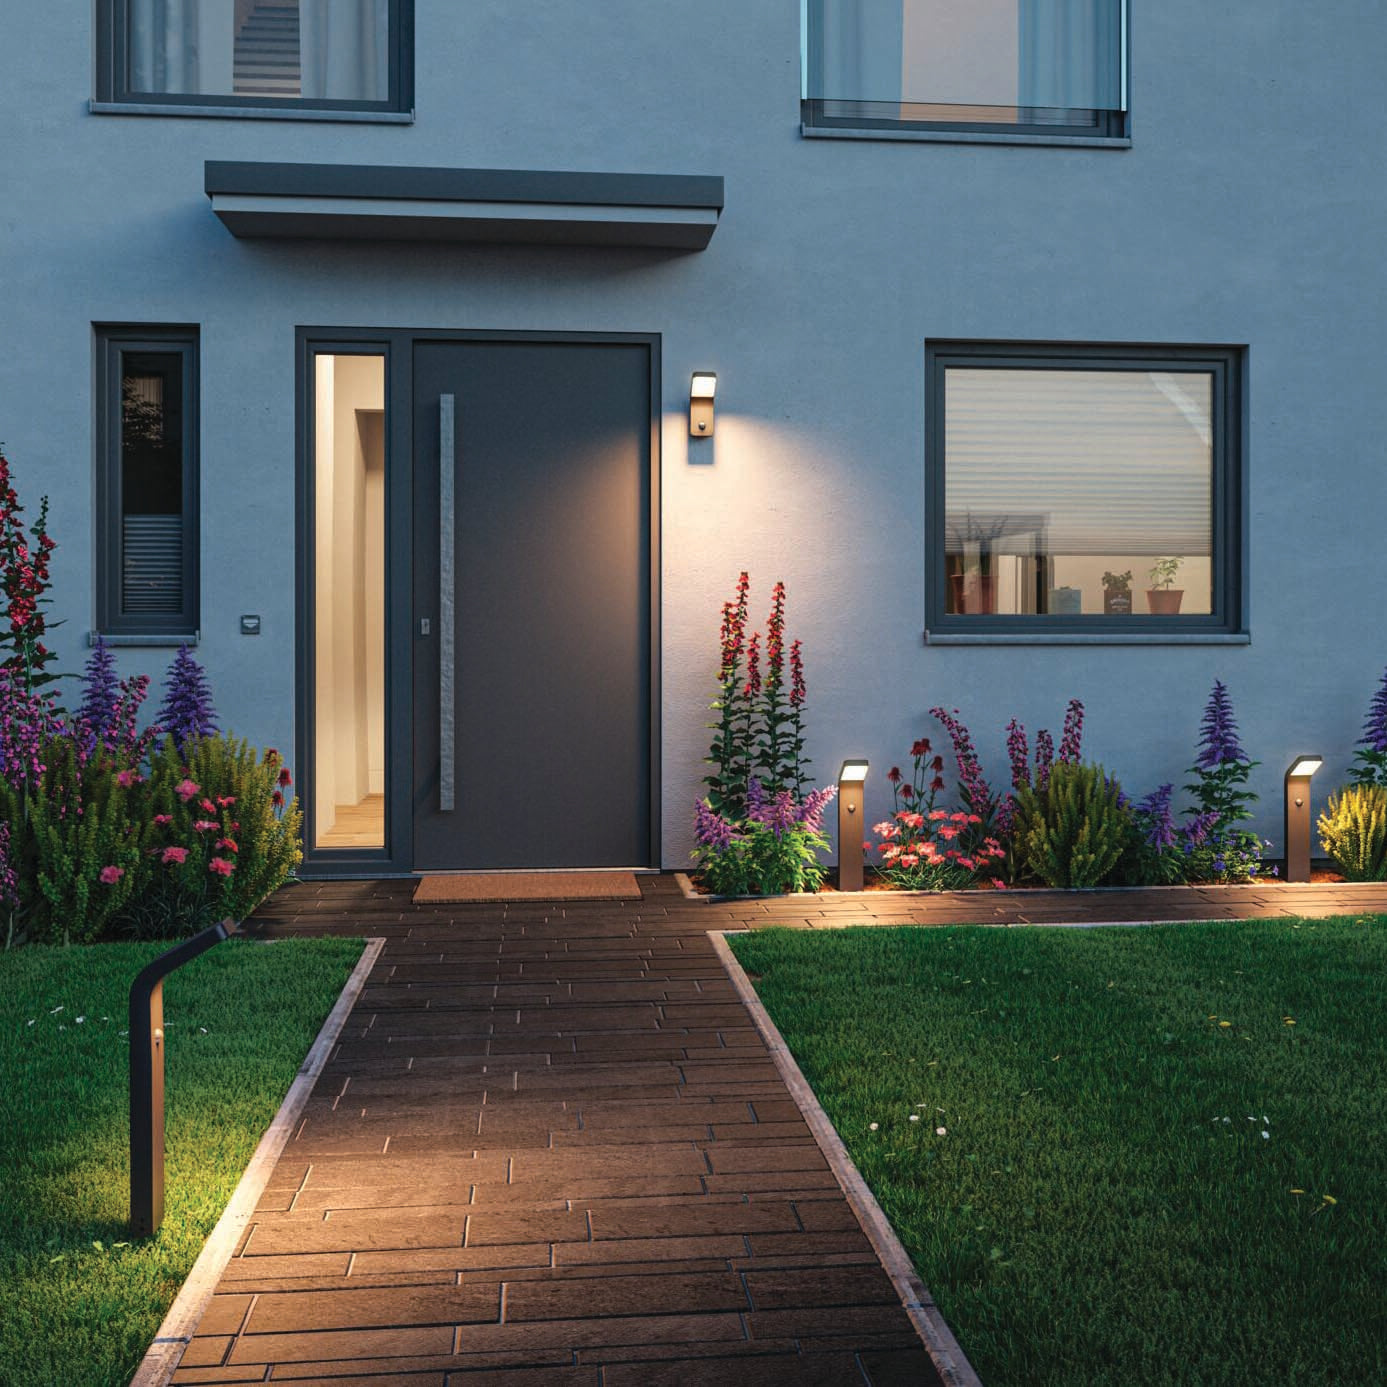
317;795;384;849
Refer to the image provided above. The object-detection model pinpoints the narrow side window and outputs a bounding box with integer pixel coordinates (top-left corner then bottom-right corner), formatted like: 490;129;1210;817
96;328;199;637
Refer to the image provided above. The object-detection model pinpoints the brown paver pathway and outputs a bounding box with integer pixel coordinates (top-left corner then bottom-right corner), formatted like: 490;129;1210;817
175;875;942;1385
174;873;1387;1384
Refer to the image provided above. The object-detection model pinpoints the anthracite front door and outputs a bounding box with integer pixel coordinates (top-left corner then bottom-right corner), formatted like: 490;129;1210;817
411;339;654;870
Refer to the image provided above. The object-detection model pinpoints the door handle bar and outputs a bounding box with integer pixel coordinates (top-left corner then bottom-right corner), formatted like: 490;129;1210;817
439;393;456;813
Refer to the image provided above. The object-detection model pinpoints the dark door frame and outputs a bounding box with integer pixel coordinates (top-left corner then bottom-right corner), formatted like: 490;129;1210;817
295;326;663;879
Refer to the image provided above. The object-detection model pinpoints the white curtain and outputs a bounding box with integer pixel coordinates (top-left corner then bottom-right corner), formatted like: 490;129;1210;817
128;0;233;95
1019;0;1121;112
300;0;389;102
811;0;905;103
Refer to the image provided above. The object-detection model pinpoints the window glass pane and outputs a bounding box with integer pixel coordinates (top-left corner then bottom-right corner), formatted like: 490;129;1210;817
943;368;1214;617
120;352;185;615
807;0;1122;126
313;354;387;850
127;0;390;102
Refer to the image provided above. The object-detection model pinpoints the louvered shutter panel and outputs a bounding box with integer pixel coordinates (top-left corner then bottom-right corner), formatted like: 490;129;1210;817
122;515;183;614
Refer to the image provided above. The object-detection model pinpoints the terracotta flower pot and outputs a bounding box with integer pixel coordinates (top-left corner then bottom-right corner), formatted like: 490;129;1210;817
1146;588;1184;614
963;575;997;614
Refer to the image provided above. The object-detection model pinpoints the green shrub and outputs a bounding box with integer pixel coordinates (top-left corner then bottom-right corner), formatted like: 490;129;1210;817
17;741;157;945
1013;761;1132;888
1318;784;1387;882
116;737;302;937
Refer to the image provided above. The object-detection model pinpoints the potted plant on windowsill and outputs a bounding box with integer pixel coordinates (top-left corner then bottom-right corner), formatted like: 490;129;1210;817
946;513;1013;614
1102;569;1133;616
1146;556;1184;614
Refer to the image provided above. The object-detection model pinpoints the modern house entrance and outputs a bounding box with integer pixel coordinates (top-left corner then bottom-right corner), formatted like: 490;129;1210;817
301;330;660;877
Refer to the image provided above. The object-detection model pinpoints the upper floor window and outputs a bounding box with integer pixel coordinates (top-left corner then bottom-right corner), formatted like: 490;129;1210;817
925;342;1245;639
97;1;412;114
803;0;1127;139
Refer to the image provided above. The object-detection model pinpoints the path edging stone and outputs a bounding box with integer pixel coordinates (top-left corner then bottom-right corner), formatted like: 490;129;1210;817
711;929;985;1387
128;935;387;1387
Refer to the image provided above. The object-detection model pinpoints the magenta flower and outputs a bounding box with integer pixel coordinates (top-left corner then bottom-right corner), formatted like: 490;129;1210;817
153;813;173;827
175;778;200;802
161;846;189;865
99;865;124;885
208;857;234;877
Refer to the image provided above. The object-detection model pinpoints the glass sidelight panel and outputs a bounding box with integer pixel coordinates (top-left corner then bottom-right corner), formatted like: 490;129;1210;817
313;354;386;849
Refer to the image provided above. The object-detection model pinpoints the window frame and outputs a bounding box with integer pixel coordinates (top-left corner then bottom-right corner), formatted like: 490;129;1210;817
96;0;414;117
924;341;1247;642
801;0;1129;143
95;325;201;640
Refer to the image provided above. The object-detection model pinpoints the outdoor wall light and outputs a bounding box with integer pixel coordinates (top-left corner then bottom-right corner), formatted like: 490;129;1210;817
1283;755;1323;884
690;372;717;437
838;760;870;892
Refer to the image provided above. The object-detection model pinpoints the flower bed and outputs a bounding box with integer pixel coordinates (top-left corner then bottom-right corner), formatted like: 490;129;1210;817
0;451;300;946
689;570;1387;897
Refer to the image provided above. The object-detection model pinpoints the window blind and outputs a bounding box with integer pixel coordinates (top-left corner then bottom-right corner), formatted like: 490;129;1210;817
943;368;1213;559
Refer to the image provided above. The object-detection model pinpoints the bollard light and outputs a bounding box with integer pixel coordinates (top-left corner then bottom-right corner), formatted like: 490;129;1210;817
1283;756;1323;884
838;760;870;892
130;919;238;1237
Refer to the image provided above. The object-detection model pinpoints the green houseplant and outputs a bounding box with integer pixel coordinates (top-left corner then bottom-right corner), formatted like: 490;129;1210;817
1146;556;1184;614
1102;569;1133;615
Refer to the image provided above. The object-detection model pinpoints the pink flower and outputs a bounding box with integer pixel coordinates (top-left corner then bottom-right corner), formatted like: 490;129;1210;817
115;770;136;788
938;826;959;840
957;857;976;871
200;798;217;815
208;857;234;877
928;809;949;821
193;819;218;833
99;866;124;885
161;846;189;865
271;790;284;808
217;796;236;809
175;779;200;802
277;767;293;788
216;838;239;854
154;814;173;827
900;854;919;868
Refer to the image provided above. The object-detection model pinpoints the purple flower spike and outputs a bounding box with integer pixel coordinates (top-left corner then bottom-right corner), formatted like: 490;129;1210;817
1058;699;1085;764
1034;729;1055;791
1136;783;1177;851
157;644;218;753
1005;719;1030;792
1360;667;1387;755
1195;680;1247;768
693;799;735;852
77;636;120;746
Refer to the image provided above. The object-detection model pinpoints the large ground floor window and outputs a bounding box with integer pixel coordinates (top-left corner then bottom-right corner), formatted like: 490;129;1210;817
925;341;1245;637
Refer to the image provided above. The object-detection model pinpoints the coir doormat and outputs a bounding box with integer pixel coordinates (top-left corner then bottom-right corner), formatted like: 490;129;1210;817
412;871;642;904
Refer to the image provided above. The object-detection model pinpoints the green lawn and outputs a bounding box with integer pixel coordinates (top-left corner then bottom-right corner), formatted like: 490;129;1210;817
730;917;1387;1387
0;937;364;1387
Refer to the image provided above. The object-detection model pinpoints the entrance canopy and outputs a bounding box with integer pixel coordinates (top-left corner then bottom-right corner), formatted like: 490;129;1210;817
205;160;724;250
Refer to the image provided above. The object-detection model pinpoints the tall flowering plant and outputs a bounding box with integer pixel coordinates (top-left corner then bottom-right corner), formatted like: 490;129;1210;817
0;449;60;691
1350;666;1387;789
704;572;752;818
696;575;830;893
1181;680;1269;883
870;738;1004;889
